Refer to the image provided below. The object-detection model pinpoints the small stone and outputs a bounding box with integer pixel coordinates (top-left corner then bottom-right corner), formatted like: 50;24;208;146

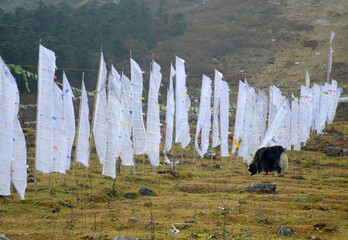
113;237;143;240
174;223;191;230
128;218;139;225
325;225;339;232
27;174;35;183
278;225;294;236
207;164;220;170
139;187;155;196
313;223;326;230
291;175;306;180
342;151;348;156
248;182;277;193
124;193;138;199
52;207;60;213
326;147;342;157
0;234;9;240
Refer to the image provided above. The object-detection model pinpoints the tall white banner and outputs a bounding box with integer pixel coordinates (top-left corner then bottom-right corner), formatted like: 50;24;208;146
175;56;191;148
62;72;75;170
35;45;56;173
119;74;134;166
327;31;335;82
93;52;108;164
103;65;122;179
212;69;222;148
165;63;175;152
195;75;212;158
146;61;162;166
131;58;147;155
51;83;68;173
232;81;246;154
219;80;230;157
75;81;90;167
0;57;24;197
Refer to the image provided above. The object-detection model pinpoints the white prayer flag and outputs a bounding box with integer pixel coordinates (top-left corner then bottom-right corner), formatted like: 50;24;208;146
62;72;75;170
35;45;56;173
93;52;108;164
327;31;335;82
146;61;162;166
175;56;191;148
75;81;90;167
220;80;230;157
165;63;175;152
119;73;134;166
0;57;24;197
212;69;222;148
232;81;246;154
131;58;147;155
195;75;212;158
103;65;122;179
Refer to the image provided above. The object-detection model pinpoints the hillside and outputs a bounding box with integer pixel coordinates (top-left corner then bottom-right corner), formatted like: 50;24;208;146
1;0;347;96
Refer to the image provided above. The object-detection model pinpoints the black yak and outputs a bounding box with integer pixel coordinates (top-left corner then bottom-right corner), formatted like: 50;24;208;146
248;146;288;175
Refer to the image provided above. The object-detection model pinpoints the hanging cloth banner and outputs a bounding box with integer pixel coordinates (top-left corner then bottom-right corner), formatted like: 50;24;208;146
119;73;134;166
35;45;56;173
327;79;341;124
93;52;108;164
259;101;290;149
232;80;246;154
165;63;175;152
220;80;230;157
175;56;191;149
0;56;25;198
327;31;335;82
146;61;162;166
195;75;212;158
75;81;90;167
103;65;122;179
290;93;299;146
62;72;75;170
51;83;68;174
130;58;147;155
298;85;313;143
164;151;180;166
311;84;321;133
212;69;222;148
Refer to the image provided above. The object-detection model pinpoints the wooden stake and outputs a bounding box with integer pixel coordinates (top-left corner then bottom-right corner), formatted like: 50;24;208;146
181;148;184;170
162;153;165;171
192;147;196;171
143;154;146;173
133;156;136;173
34;39;41;198
173;143;176;171
48;173;51;194
73;74;85;182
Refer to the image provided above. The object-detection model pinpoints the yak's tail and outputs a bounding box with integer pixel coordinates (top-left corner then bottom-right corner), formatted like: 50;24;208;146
279;152;288;171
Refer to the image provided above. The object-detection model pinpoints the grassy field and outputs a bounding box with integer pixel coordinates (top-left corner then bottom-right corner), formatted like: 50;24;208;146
0;116;347;240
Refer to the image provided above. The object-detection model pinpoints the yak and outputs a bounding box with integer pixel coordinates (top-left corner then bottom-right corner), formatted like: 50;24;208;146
248;146;288;176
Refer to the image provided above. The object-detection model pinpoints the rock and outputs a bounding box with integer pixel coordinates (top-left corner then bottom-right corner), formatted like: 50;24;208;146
27;174;35;183
325;225;339;232
248;182;277;193
291;175;306;180
308;236;319;240
174;223;191;230
0;234;9;240
128;218;139;225
113;237;143;240
342;151;348;156
326;147;342;157
204;150;216;159
138;187;155;196
124;193;138;199
207;164;220;170
57;200;74;208
278;226;294;237
313;223;326;230
52;207;60;213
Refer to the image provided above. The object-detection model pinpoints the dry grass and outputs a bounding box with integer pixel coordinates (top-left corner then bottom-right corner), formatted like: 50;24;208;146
0;118;347;240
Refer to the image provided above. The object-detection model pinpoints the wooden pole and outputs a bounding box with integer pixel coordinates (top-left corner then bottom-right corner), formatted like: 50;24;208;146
143;154;146;173
181;148;184;170
73;73;85;182
48;173;51;194
34;39;41;198
88;49;104;178
133;156;136;173
173;143;176;171
192;147;196;171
